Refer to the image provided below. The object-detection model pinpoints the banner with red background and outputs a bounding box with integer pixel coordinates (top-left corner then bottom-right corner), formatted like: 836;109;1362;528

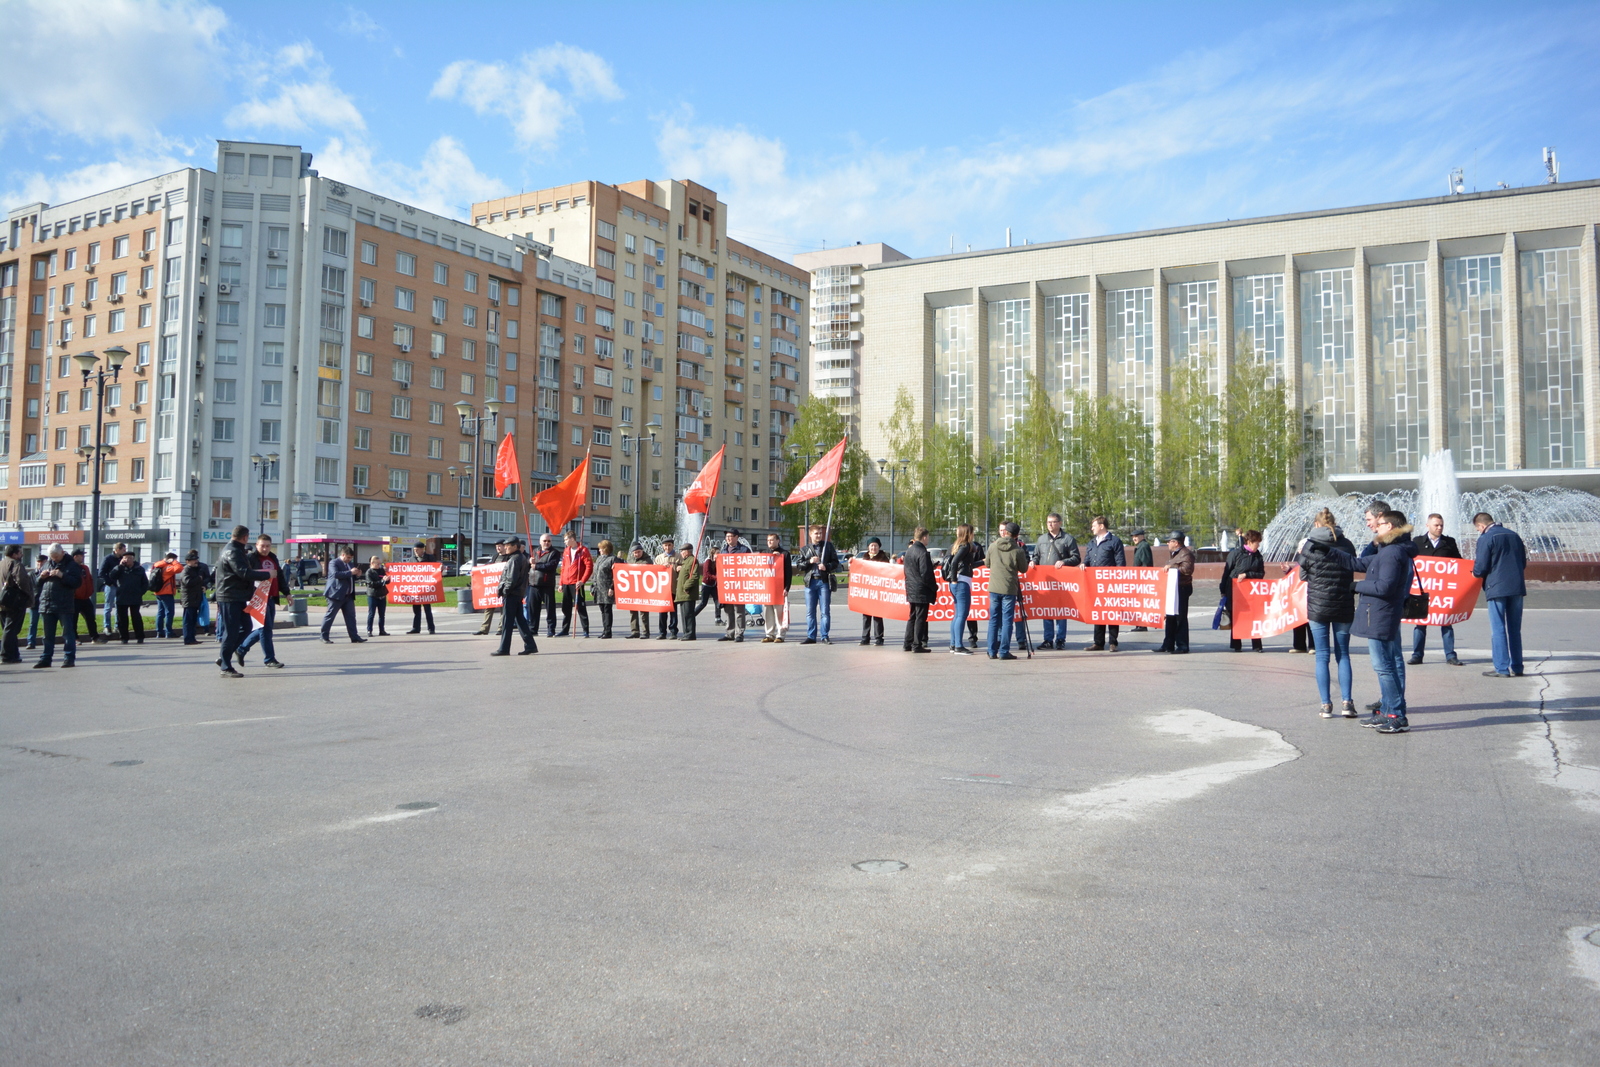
244;559;278;624
1230;573;1309;639
1410;556;1483;626
848;561;1176;626
385;561;444;605
470;561;507;609
613;564;675;612
717;554;786;605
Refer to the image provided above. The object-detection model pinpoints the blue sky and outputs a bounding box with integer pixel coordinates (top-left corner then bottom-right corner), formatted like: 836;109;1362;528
3;0;1598;261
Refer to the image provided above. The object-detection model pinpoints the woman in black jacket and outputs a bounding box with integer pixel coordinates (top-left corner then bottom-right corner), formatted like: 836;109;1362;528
1223;531;1267;652
112;553;150;644
944;524;981;655
365;556;390;636
1296;510;1358;718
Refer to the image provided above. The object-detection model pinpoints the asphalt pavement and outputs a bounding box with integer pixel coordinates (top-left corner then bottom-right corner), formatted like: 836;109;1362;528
3;597;1598;1065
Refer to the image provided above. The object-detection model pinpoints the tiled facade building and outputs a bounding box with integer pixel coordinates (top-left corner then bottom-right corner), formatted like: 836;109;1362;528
473;180;808;536
792;243;909;440
851;181;1600;498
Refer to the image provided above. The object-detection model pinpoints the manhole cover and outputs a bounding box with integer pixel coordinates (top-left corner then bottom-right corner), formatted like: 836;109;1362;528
415;1004;469;1025
110;760;144;767
396;802;439;811
852;860;907;873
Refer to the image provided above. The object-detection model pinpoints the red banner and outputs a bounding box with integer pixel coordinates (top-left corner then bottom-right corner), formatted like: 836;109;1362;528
1230;572;1310;639
386;561;444;605
471;561;507;609
1410;556;1483;626
848;561;1177;627
613;563;674;612
782;437;847;505
717;553;785;605
244;559;277;624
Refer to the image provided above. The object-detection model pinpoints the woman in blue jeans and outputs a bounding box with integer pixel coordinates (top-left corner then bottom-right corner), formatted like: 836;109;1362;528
1295;511;1358;717
945;524;981;655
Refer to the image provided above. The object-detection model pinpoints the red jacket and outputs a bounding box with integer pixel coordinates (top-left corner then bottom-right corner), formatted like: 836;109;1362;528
559;543;593;585
74;562;96;601
150;559;183;596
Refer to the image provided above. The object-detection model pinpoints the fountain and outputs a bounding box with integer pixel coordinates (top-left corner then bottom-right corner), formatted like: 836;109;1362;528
628;502;709;562
1262;449;1600;562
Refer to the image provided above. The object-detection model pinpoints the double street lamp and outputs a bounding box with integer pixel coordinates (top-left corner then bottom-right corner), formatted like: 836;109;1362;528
249;451;280;537
876;458;909;553
973;464;998;547
454;400;500;563
446;464;469;562
73;345;129;572
788;445;819;534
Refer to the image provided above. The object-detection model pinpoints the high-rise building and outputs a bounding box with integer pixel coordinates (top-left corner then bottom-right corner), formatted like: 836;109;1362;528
0;140;605;563
472;180;809;536
792;243;909;439
851;181;1600;500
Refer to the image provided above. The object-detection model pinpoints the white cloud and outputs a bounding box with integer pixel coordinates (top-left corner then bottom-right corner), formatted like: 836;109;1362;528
432;45;622;150
226;44;366;134
315;135;507;220
2;153;192;211
0;0;226;145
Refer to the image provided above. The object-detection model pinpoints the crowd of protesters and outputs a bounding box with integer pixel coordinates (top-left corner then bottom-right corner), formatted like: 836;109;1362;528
1;505;1532;730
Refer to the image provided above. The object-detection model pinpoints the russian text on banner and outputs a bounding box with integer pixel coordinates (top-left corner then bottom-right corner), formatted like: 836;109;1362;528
1411;556;1483;626
612;564;675;612
386;561;444;605
847;559;910;621
470;561;508;609
718;553;785;605
244;559;277;625
1231;572;1309;639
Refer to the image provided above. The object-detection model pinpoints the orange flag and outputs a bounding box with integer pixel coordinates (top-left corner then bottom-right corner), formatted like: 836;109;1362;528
682;445;725;515
782;437;847;505
534;451;590;534
492;432;520;498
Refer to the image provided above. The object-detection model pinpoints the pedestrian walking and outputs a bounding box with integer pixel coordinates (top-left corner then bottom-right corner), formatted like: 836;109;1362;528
761;533;793;643
1033;513;1081;649
318;546;365;647
984;521;1029;660
626;543;652;638
1297;510;1359;717
797;525;840;645
0;544;35;663
856;538;890;646
1158;532;1195;654
593;539;617;639
1223;531;1266;652
149;552;182;638
98;541;127;639
1351;510;1417;732
1410;513;1463;666
365;555;390;636
236;534;288;668
1473;511;1528;679
902;527;935;653
215;526;269;676
489;538;538;656
717;529;750;642
557;531;593;637
673;543;700;640
475;540;508;636
1083;516;1126;652
944;524;981;655
530;533;561;637
112;552;150;644
653;538;679;639
31;545;83;668
178;550;207;644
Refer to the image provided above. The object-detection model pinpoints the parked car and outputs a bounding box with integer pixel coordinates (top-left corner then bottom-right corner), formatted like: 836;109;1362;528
457;556;498;578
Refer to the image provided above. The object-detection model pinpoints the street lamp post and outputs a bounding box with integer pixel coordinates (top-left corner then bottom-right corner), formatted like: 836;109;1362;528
250;451;280;537
876;458;909;553
446;464;467;562
617;420;638;547
73;345;129;574
974;464;996;547
789;445;819;535
455;400;500;563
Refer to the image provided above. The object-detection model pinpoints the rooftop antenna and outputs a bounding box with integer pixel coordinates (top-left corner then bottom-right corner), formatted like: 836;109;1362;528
1005;227;1012;248
1544;147;1560;184
1448;167;1465;195
949;234;955;254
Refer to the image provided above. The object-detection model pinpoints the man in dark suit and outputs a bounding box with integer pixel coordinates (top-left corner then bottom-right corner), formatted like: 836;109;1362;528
489;538;537;657
1410;513;1463;666
901;527;935;653
320;546;366;645
1472;512;1528;678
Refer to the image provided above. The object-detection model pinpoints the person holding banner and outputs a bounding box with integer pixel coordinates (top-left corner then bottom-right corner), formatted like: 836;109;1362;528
673;543;701;640
856;538;891;646
593;539;617;639
476;540;508;636
490;538;538;657
1223;532;1266;652
902;528;935;653
761;533;794;642
556;532;594;638
1083;517;1125;652
217;525;270;677
531;533;561;637
1034;514;1080;649
944;524;981;655
797;525;841;645
1158;533;1195;654
405;543;438;635
653;539;680;640
1473;511;1528;679
1351;511;1417;732
626;543;652;639
717;529;751;642
319;547;366;647
1297;513;1359;717
234;535;288;668
1410;514;1463;666
364;555;390;637
985;521;1029;660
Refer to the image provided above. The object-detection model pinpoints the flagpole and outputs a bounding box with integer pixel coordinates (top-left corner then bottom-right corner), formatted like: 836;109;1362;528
821;437;845;549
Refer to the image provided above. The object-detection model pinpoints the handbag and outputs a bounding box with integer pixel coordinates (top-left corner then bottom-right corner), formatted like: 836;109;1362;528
1212;596;1229;630
1401;564;1430;621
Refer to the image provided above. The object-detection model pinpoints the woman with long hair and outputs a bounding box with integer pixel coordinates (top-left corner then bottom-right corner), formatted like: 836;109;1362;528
945;524;981;655
593;539;617;639
1298;508;1358;717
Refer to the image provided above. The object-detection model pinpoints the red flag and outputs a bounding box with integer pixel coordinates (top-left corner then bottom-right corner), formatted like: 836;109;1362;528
534;451;590;533
682;445;725;515
492;432;520;498
782;437;847;505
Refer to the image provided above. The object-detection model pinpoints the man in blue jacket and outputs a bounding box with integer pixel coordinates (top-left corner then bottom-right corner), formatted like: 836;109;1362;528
319;546;367;645
1472;511;1528;678
1351;510;1417;733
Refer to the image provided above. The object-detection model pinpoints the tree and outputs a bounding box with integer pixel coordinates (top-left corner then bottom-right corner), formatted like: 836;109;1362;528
1157;362;1223;542
879;385;927;537
616;497;676;540
879;385;982;543
777;397;875;550
1000;372;1068;538
1222;342;1303;530
1064;389;1154;532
